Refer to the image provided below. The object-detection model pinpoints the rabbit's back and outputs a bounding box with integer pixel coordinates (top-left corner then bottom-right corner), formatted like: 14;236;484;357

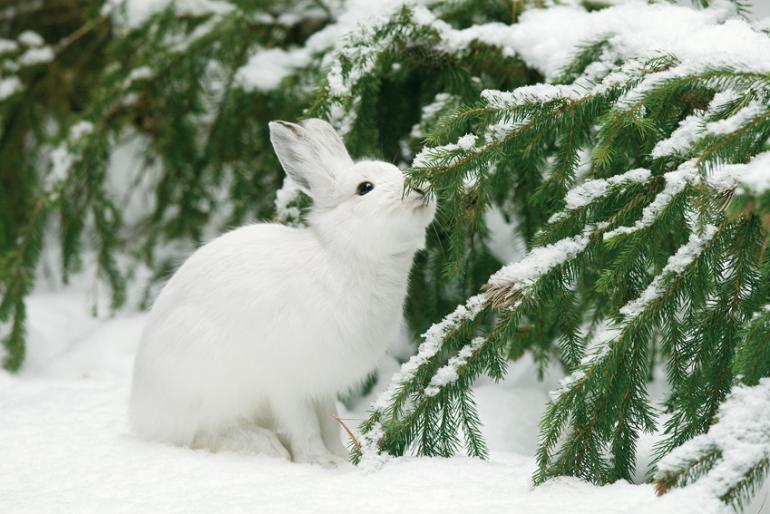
150;223;314;318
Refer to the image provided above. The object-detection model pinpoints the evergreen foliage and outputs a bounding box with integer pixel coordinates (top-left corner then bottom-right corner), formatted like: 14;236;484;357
1;0;769;510
337;2;768;510
1;0;533;371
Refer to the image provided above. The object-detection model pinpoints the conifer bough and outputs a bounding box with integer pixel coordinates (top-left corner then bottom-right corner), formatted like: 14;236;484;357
335;1;769;511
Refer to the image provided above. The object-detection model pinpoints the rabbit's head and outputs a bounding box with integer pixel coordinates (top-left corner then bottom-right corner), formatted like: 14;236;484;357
269;119;436;258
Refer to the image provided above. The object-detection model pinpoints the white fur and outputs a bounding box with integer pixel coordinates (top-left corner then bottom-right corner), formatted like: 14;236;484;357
130;119;436;465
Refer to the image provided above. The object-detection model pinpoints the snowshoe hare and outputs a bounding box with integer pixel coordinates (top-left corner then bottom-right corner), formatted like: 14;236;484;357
130;119;436;465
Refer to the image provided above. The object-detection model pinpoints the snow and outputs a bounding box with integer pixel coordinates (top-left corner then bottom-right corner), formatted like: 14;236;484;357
120;0;770;105
288;0;755;95
564;168;651;210
619;224;718;319
549;321;620;401
705;100;766;135
604;161;699;240
0;286;754;513
352;1;770;194
424;336;485;397
484;206;527;265
412;133;478;169
748;0;770;19
125;66;154;85
235;48;310;92
485;119;520;142
487;226;595;292
323;3;414;100
735;152;770;195
229;0;770;146
174;0;233;18
168;17;219;54
421;92;452;120
656;379;770;503
48;145;74;193
481;85;581;109
0;38;18;55
110;0;233;27
70;121;95;140
326;60;348;97
648;86;751;159
652;114;704;158
455;133;477;150
370;294;486;412
18;46;54;66
274;176;303;224
410;93;456;139
462;2;770;81
44;123;95;195
360;294;487;460
707;151;770;195
0;76;22;101
551;369;586;401
234;0;422;94
18;30;44;47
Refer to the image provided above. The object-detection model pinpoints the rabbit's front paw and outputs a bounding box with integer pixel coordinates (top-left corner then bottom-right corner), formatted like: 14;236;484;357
296;451;347;468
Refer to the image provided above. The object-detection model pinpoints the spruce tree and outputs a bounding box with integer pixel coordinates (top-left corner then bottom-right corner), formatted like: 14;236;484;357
1;0;768;510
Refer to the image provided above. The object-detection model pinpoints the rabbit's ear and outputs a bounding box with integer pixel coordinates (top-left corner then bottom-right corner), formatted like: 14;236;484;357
269;120;339;199
300;118;353;168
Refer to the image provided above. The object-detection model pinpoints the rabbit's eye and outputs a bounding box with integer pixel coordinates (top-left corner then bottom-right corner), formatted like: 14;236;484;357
356;181;375;196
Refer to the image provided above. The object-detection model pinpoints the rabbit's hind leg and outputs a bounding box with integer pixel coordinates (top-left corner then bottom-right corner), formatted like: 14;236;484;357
272;398;345;467
314;396;349;459
192;423;290;460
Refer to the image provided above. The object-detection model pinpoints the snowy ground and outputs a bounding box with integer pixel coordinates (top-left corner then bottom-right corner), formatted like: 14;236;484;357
3;287;768;513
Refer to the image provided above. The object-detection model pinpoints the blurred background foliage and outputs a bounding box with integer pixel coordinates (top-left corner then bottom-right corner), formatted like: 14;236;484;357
0;0;542;371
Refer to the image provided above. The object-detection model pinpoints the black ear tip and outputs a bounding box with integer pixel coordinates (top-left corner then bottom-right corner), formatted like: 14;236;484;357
269;120;302;136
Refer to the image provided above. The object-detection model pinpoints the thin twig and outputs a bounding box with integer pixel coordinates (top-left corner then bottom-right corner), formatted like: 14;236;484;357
55;0;129;54
333;415;362;451
56;16;106;53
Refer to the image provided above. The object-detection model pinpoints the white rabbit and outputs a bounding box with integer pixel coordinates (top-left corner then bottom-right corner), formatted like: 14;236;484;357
129;118;436;465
